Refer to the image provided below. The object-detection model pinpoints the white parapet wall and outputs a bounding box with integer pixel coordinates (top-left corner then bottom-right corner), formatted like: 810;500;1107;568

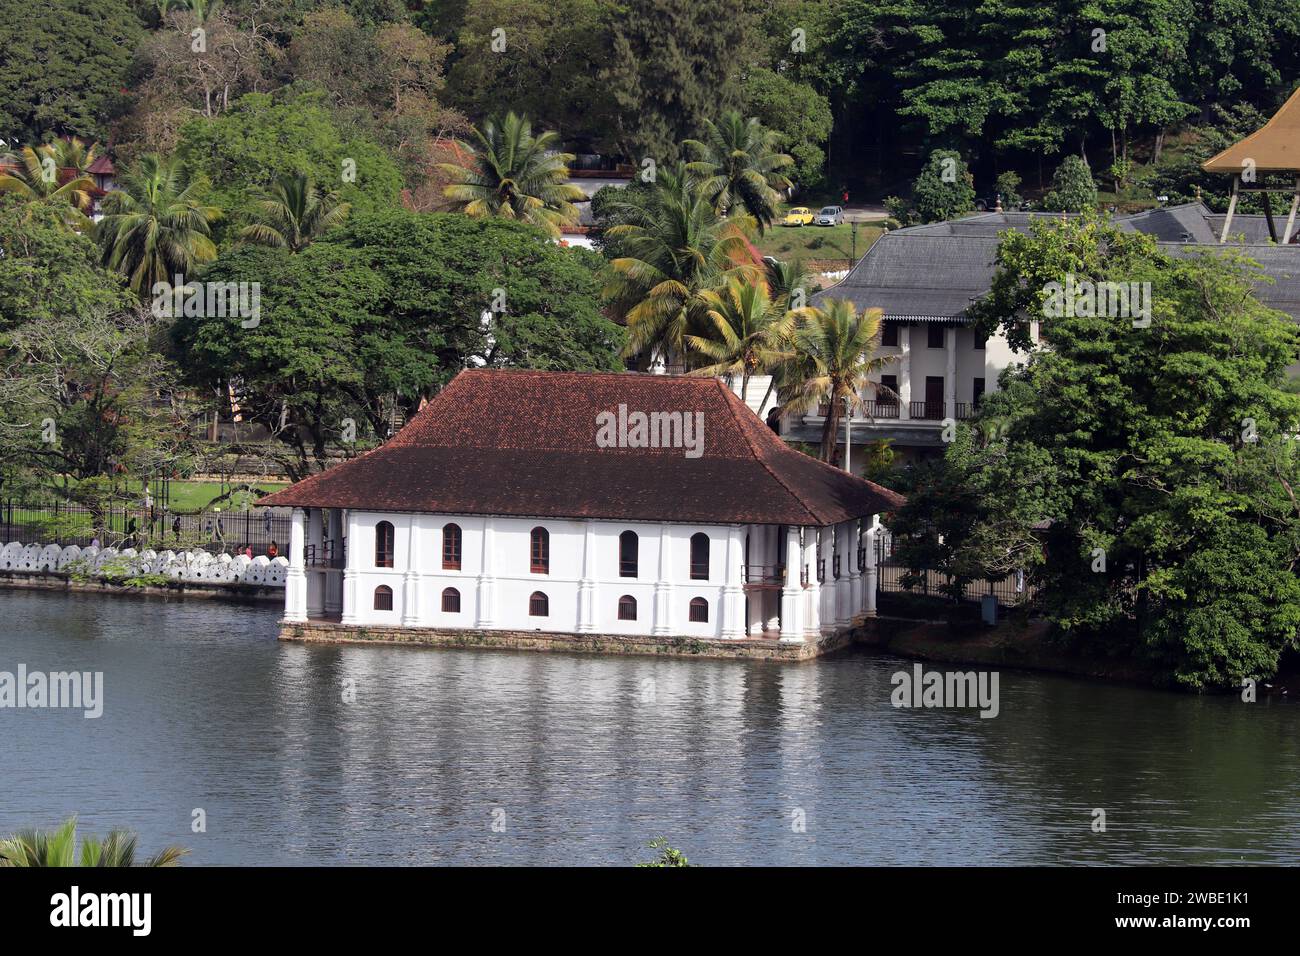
0;540;288;589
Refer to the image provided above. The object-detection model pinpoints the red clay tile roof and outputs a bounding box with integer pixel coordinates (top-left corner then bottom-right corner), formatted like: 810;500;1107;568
260;369;903;525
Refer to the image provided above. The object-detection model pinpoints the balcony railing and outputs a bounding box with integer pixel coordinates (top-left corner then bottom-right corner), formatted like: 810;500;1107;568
955;403;977;420
864;400;900;419
909;401;946;421
305;541;346;569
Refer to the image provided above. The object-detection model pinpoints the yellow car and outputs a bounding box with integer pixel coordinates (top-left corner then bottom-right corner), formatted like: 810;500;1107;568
780;206;814;226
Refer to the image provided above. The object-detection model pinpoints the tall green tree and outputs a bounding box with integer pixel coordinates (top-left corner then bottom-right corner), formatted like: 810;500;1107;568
176;210;623;477
437;112;585;237
96;154;221;294
932;215;1300;689
686;278;793;401
683;111;794;232
0;144;94;229
782;299;888;464
600;168;760;362
0;0;141;143
1040;155;1098;213
910;149;976;223
240;172;351;252
601;0;756;163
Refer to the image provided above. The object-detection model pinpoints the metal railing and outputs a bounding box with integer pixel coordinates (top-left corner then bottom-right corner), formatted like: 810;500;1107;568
873;532;1038;608
908;401;946;421
0;499;291;556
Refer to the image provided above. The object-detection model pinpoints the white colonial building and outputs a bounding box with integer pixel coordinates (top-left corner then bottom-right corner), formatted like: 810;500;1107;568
786;202;1300;458
261;369;903;642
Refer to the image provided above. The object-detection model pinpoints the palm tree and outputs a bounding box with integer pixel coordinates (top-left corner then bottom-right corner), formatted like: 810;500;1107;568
764;257;814;310
0;143;93;228
686;277;793;401
45;135;99;175
0;817;186;867
683;112;794;232
96;154;222;295
437;112;585;237
240;172;350;252
603;167;762;363
781;299;888;464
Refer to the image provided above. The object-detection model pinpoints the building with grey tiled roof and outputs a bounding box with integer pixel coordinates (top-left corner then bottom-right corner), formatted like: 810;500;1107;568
788;203;1300;455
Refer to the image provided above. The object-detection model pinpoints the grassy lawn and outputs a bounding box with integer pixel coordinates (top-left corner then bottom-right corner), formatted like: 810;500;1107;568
753;222;884;265
166;481;288;512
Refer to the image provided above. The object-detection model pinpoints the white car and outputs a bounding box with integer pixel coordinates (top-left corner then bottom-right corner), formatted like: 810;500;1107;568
814;205;844;226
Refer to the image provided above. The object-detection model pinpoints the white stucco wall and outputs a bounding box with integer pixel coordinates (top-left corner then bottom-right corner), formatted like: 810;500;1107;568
339;511;737;638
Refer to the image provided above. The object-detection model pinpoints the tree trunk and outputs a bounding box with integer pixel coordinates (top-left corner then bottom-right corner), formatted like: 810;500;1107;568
820;403;839;463
1153;128;1165;165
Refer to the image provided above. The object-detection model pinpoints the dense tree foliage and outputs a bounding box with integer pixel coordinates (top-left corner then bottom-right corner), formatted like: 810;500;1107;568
0;0;142;143
174;211;623;476
895;217;1300;688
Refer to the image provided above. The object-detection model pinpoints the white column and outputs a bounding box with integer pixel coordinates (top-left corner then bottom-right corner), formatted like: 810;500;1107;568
721;524;745;638
652;523;674;636
765;524;780;631
779;526;804;642
284;507;308;623
898;325;912;420
945;326;957;420
819;525;833;631
325;508;343;615
475;515;497;628
401;516;420;626
835;521;853;627
864;515;879;618
339;510;360;625
804;527;821;636
577;520;597;633
306;507;324;617
848;518;864;623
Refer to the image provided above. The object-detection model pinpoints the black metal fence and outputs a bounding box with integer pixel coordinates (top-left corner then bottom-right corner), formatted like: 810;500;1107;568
874;532;1037;608
0;500;291;556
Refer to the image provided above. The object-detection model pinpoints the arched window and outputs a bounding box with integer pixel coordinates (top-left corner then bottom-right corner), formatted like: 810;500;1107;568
618;595;637;621
529;591;549;616
619;530;639;577
530;527;549;574
441;587;460;613
375;521;395;567
688;597;709;623
442;523;462;570
690;533;710;580
373;585;393;610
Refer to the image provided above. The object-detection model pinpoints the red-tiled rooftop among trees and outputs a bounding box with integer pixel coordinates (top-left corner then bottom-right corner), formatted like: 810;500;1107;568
260;369;904;525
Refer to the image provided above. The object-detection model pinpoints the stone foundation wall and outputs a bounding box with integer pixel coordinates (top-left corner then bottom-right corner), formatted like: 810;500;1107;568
279;619;858;662
0;571;283;604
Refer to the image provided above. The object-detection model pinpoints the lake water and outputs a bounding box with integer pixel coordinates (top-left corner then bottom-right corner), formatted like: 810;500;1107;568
1;588;1297;865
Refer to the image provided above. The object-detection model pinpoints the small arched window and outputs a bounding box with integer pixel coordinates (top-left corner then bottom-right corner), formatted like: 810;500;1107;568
441;587;460;613
373;585;393;611
530;527;549;574
688;597;709;623
618;595;637;620
442;523;462;570
619;530;639;577
690;533;710;580
529;591;549;616
375;521;395;568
